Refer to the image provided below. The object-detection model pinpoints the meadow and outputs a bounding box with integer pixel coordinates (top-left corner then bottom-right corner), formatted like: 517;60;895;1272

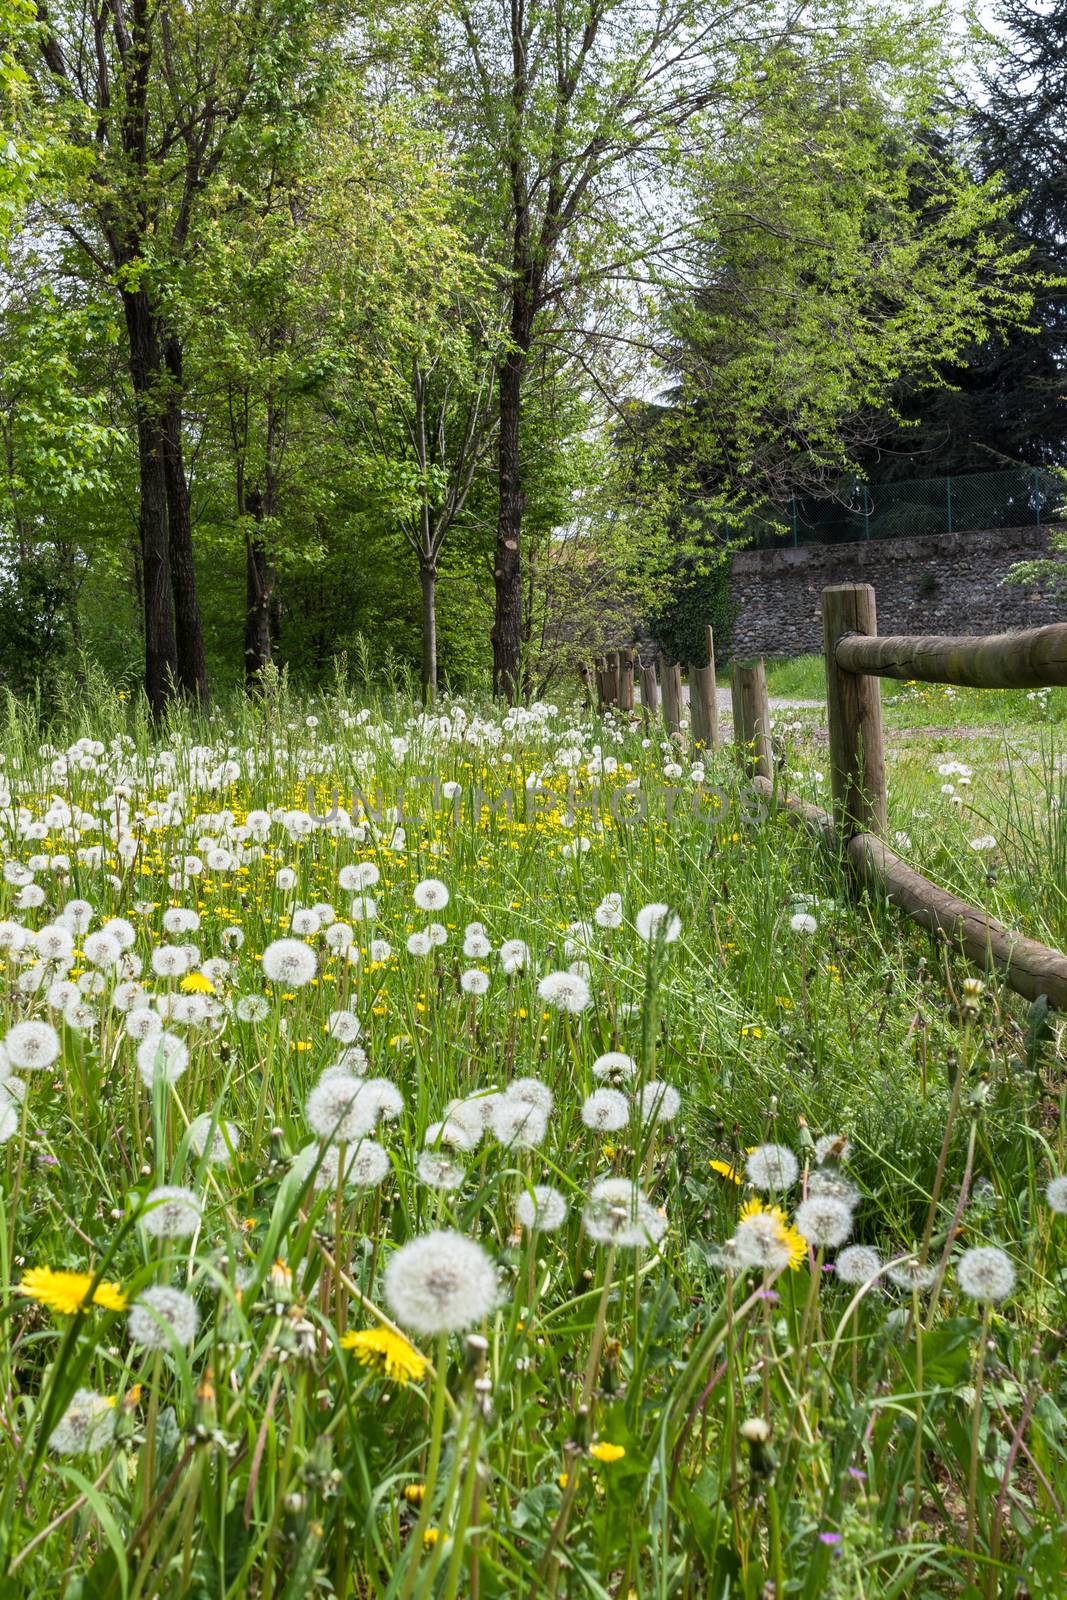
0;677;1064;1599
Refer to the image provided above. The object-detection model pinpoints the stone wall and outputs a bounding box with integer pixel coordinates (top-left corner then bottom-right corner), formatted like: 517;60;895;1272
729;525;1065;658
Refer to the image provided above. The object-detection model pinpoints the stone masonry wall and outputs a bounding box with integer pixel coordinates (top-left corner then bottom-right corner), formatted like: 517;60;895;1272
729;525;1065;658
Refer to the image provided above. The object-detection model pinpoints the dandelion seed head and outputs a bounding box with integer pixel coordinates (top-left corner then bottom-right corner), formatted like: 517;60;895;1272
128;1286;199;1350
384;1230;498;1336
581;1088;629;1132
956;1246;1015;1303
139;1185;202;1239
515;1185;568;1232
262;939;317;987
795;1196;853;1248
745;1144;799;1193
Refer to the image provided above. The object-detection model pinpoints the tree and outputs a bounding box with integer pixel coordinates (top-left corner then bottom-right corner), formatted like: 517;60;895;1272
26;0;346;712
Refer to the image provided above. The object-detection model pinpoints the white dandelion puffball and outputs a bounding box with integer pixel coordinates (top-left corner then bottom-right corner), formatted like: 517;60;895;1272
789;912;818;935
416;1150;466;1191
350;896;377;923
489;1094;547;1149
339;861;379;891
814;1133;852;1165
594;893;624;929
499;939;528;974
732;1211;794;1273
307;1076;378;1143
581;1088;629;1132
583;1178;666;1249
1046;1175;1067;1214
516;1185;569;1232
136;1031;189;1088
795;1196;853;1248
460;968;490;996
128;1286;199;1350
745;1144;800;1193
639;1081;681;1123
592;1051;637;1081
413;878;449;912
328;1009;362;1043
346;1139;391;1187
508;1077;554;1115
886;1259;937;1293
428;922;448;947
236;995;270;1023
262;939;317;987
151;945;191;978
125;1008;163;1042
956;1246;1016;1303
5;1020;61;1072
807;1170;860;1209
188;1114;239;1164
0;1101;19;1144
835;1245;883;1285
537;970;591;1014
463;928;492;960
138;1185;202;1239
406;931;432;957
291;907;321;936
48;1389;116;1456
635;903;681;944
383;1229;498;1336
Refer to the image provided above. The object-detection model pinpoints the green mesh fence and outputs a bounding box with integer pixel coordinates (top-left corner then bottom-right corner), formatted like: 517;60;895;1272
745;467;1065;549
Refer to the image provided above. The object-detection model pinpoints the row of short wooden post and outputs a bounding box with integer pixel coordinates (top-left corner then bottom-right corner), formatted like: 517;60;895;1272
583;626;723;750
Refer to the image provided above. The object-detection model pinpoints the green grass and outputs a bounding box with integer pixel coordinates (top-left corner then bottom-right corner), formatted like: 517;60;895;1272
0;680;1064;1598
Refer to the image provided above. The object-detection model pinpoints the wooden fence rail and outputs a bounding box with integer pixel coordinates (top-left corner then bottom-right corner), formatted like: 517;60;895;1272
815;582;1067;1009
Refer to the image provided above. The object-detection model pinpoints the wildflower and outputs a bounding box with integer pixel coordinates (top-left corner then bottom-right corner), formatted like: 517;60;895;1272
403;1483;425;1504
795;1196;853;1248
406;931;433;957
537;970;591;1013
634;903;681;943
127;1286;199;1350
733;1199;806;1272
789;913;817;935
594;892;623;929
460;968;490;996
956;1246;1016;1303
180;971;215;995
136;1031;189;1088
744;1144;799;1193
592;1051;636;1081
417;1150;466;1190
499;938;529;974
383;1230;499;1336
339;862;380;891
138;1185;202;1240
581;1088;629;1132
489;1094;547;1149
886;1258;937;1293
327;1009;362;1043
515;1185;568;1232
508;1077;554;1115
709;1158;742;1185
20;1267;127;1316
638;1081;681;1123
236;995;270;1023
5;1020;60;1072
341;1326;427;1384
48;1389;116;1456
413;878;450;911
187;1114;239;1165
835;1246;882;1285
589;1441;625;1463
583;1178;665;1249
262;939;317;987
1046;1175;1067;1214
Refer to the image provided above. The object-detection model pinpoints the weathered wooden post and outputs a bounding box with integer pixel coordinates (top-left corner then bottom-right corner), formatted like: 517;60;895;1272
639;659;659;725
821;583;887;837
602;652;618;707
618;648;635;711
689;623;720;751
730;659;773;778
660;655;683;734
594;658;608;712
577;661;594;711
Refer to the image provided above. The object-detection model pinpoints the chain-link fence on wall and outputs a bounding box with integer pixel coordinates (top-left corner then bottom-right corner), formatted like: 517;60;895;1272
746;467;1065;549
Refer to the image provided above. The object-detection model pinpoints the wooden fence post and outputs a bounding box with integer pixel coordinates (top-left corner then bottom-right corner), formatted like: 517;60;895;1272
659;654;682;734
640;659;659;725
821;583;887;838
617;649;634;711
730;659;773;777
577;662;594;710
603;652;618;707
689;623;720;751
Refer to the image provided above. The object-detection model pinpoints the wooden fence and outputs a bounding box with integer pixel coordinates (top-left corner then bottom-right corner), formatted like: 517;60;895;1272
585;628;721;750
749;582;1067;1009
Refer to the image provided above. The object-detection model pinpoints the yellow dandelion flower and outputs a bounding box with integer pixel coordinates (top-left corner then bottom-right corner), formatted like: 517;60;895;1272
180;972;216;994
422;1527;439;1549
340;1326;427;1384
20;1267;127;1316
739;1199;807;1270
589;1441;626;1463
403;1483;425;1505
709;1158;742;1186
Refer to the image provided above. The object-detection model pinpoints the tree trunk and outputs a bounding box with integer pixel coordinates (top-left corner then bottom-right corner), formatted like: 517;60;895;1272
244;487;274;687
122;289;177;718
162;338;209;704
420;560;438;703
492;342;526;701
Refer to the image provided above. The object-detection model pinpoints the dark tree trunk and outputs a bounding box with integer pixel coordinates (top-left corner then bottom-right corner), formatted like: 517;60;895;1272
162;338;209;704
243;487;274;687
122;289;177;718
492;342;527;701
420;560;438;703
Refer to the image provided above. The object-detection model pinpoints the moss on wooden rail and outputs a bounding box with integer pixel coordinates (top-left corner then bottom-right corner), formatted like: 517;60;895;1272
834;622;1067;688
